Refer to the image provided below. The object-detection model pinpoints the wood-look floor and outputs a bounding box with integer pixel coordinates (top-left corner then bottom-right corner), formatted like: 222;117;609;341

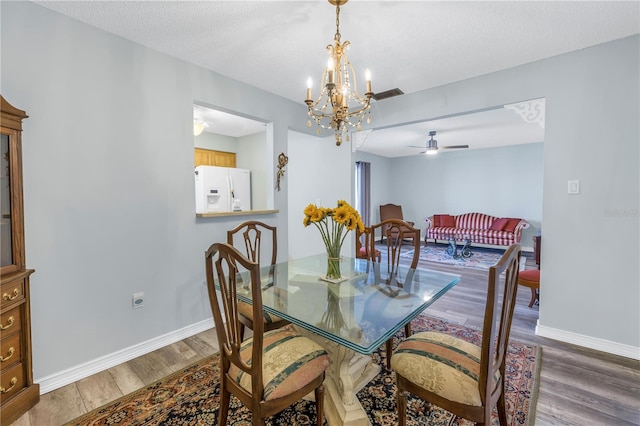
11;247;640;426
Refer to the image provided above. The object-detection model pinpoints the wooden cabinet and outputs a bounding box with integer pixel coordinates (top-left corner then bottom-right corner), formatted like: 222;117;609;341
0;96;39;425
194;148;236;168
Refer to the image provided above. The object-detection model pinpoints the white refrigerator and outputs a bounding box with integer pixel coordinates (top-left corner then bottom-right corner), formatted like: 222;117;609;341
195;165;251;213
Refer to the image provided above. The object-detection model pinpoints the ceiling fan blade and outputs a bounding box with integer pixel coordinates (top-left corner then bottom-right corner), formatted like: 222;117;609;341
440;145;470;150
408;145;424;149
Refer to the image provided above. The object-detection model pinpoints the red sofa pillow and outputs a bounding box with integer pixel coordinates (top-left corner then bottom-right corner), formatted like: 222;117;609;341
440;215;455;227
489;218;509;231
503;218;521;232
432;215;441;227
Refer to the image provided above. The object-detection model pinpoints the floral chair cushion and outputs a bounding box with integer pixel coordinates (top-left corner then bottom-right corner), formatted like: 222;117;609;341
391;331;500;407
237;300;284;324
229;326;330;401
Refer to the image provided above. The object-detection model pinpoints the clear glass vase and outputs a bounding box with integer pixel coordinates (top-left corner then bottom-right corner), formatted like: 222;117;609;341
326;254;342;280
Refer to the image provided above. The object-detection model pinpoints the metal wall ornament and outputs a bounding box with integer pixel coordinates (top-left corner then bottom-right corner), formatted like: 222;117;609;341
276;152;288;191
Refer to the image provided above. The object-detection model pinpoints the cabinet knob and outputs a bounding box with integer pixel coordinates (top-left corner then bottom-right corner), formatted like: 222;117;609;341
0;316;14;330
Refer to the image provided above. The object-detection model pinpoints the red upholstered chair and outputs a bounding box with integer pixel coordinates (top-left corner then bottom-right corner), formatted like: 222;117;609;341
355;226;381;262
518;269;540;307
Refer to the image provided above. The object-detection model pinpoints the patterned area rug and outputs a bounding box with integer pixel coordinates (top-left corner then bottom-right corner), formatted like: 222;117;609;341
401;244;506;270
66;316;539;426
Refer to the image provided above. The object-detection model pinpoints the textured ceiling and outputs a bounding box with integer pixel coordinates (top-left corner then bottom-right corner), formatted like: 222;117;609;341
32;1;639;156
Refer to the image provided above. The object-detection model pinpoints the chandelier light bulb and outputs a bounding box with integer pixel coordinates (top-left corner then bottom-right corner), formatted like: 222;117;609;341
327;58;335;84
306;77;313;101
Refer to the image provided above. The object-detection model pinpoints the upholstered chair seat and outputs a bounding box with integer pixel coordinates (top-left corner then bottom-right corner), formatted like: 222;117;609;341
237;300;285;329
358;245;381;262
391;331;500;407
230;326;330;401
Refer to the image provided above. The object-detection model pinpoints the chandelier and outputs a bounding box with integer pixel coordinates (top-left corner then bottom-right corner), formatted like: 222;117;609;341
305;0;373;146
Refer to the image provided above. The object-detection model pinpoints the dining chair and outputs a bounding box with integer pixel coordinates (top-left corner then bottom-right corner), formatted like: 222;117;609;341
379;204;415;243
368;219;421;369
205;242;330;426
355;225;381;262
390;243;522;426
227;220;290;340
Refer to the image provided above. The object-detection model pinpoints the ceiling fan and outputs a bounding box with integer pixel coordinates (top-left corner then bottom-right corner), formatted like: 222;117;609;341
411;131;469;155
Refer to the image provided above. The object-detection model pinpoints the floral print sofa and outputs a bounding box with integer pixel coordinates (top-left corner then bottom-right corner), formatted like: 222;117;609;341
424;212;529;246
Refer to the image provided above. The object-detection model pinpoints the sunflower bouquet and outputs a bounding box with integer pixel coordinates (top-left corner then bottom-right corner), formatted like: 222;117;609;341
303;200;364;280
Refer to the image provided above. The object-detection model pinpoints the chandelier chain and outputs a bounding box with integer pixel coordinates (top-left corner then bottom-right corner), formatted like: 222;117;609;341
335;5;341;42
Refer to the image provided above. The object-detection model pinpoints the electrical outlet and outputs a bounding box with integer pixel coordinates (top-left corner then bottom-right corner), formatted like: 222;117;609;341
132;292;144;309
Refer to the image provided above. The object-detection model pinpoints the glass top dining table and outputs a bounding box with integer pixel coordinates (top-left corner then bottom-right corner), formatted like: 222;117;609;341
235;253;461;355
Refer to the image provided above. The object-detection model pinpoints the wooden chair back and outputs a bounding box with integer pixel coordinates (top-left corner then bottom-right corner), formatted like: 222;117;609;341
227;220;277;266
379;203;405;221
205;243;265;395
480;243;521;414
370;219;421;273
369;219;420;368
227;221;287;341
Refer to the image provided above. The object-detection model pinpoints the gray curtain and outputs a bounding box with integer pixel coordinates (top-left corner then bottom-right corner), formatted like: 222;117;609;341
355;161;371;226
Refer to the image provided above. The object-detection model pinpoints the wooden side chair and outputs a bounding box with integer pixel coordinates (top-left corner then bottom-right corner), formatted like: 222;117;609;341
227;221;289;340
379;203;415;243
205;242;329;426
391;244;522;426
368;219;421;369
355;225;381;262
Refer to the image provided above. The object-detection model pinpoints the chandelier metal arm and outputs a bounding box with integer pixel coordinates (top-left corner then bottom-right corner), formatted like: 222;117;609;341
304;0;373;146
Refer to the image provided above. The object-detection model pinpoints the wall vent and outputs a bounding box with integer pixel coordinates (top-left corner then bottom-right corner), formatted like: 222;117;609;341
372;88;404;101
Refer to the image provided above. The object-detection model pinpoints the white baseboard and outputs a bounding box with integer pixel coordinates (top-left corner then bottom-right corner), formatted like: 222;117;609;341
535;320;640;360
36;317;215;394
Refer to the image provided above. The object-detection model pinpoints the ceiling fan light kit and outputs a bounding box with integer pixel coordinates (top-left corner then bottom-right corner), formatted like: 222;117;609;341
412;130;470;155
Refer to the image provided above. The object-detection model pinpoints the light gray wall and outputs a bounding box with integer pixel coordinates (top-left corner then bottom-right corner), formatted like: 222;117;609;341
370;36;639;349
287;131;354;260
1;2;300;379
1;1;637;388
237;131;270;211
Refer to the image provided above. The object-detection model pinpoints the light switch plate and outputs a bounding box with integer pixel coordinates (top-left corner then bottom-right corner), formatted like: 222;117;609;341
568;179;580;194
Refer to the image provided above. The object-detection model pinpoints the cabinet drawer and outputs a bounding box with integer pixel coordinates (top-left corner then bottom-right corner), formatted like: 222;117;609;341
0;280;25;310
0;332;21;368
0;361;25;404
0;306;22;335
